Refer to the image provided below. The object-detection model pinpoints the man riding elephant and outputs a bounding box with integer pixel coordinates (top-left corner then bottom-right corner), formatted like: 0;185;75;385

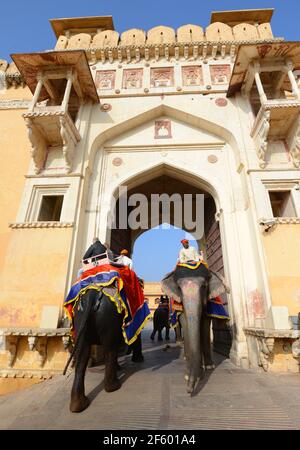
161;240;230;395
64;242;150;412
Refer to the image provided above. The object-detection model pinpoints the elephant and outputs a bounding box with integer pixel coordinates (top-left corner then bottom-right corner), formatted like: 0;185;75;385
161;264;230;394
150;299;170;342
64;284;144;413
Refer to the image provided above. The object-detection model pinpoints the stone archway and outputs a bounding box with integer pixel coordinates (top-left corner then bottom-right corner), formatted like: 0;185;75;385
109;165;232;357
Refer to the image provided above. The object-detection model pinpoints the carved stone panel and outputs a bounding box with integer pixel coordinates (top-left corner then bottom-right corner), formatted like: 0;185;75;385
182;66;203;86
150;68;174;88
122;68;143;89
154;120;172;139
210;65;231;85
95;70;116;90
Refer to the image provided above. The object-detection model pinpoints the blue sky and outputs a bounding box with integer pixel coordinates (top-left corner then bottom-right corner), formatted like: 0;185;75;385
132;225;198;281
0;0;299;61
1;1;298;280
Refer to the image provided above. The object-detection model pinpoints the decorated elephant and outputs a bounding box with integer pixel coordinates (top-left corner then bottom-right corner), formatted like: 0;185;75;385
63;264;150;413
161;262;230;394
150;296;170;341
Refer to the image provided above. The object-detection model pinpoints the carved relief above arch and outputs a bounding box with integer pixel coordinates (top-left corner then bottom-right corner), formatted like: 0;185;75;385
120;29;146;46
177;24;204;43
147;26;175;45
205;22;234;42
91;30;119;48
88;104;242;177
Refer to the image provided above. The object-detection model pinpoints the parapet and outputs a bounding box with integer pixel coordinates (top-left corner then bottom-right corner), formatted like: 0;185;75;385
50;9;277;52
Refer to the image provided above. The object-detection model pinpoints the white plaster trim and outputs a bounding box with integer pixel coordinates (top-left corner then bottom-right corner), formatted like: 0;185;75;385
259;217;300;224
9;222;74;229
0;99;30;109
244;327;300;339
104;143;225;152
73;38;284;63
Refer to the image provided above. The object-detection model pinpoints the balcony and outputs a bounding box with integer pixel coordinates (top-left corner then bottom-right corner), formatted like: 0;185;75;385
227;42;300;168
12;51;99;174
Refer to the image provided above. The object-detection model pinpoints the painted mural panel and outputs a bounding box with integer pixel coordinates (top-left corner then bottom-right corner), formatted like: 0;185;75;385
95;70;116;90
182;66;203;86
150;67;174;88
210;65;231;85
122;68;143;89
154;120;172;139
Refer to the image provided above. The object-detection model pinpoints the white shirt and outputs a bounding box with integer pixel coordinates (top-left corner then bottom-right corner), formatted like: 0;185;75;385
179;246;200;263
116;255;133;269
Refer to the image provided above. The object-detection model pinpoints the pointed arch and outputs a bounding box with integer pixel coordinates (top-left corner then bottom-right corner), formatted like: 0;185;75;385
87;103;242;171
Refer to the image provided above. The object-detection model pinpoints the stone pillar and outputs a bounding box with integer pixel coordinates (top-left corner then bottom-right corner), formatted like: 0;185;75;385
28;76;44;111
253;62;267;105
285;60;300;100
61;71;73;112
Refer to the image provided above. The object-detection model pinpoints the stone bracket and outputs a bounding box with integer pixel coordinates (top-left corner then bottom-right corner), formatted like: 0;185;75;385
244;327;300;372
287;114;300;168
1;328;70;372
23;111;81;174
251;108;270;169
257;336;275;371
59;115;78;173
24;117;48;174
6;336;19;368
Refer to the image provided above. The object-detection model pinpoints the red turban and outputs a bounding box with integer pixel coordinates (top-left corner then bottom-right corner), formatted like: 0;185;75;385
181;239;189;244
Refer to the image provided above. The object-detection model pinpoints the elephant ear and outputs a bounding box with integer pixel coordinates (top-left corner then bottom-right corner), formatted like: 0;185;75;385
208;269;230;300
161;271;182;303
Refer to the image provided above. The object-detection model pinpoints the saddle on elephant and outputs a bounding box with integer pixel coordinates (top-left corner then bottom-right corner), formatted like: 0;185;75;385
64;263;151;345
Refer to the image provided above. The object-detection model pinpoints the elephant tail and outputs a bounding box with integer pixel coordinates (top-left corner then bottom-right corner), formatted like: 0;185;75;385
63;289;100;376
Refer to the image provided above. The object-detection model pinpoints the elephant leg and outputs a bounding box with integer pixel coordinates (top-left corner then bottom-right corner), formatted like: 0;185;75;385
70;342;91;413
131;334;144;362
175;323;183;342
201;315;215;369
150;328;156;341
165;325;170;340
158;329;163;341
104;348;121;392
179;312;191;379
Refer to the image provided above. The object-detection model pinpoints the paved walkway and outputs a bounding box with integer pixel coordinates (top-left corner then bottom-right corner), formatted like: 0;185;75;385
1;323;300;430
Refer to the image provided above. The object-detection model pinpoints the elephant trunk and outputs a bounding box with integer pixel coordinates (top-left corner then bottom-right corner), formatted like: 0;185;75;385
178;278;203;393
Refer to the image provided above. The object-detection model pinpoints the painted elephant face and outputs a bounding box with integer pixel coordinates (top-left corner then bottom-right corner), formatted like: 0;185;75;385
161;268;230;301
208;269;230;299
161;271;182;303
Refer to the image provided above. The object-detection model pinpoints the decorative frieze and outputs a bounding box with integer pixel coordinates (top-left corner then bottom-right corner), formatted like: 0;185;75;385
210;64;231;85
150;67;174;88
122;68;143;89
9;222;74;229
182;66;203;86
95;70;116;90
259;217;300;225
0;99;30;109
